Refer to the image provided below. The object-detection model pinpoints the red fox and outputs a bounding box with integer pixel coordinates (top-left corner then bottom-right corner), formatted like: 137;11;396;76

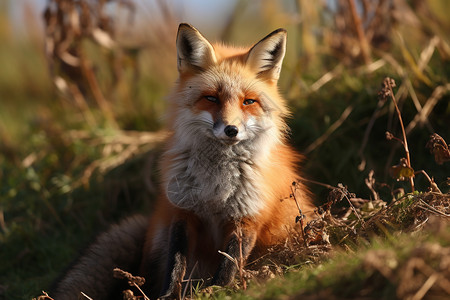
51;23;315;299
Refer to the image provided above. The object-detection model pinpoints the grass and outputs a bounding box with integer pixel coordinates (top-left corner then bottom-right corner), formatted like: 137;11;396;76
242;226;449;300
192;192;450;300
1;0;449;299
188;215;449;300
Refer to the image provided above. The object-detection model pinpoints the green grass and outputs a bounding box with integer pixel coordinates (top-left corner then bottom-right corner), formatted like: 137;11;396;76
1;1;449;299
195;224;450;300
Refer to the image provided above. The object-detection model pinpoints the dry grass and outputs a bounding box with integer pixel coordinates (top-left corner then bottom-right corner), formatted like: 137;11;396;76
95;190;448;299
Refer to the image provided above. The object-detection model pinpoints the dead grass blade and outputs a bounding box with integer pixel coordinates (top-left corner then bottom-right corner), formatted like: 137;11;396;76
305;105;353;154
406;84;450;135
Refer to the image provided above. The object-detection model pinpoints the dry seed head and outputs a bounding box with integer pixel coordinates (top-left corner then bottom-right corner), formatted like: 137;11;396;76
378;88;390;100
399;157;408;166
382;77;396;89
378;77;396;100
385;131;394;140
426;133;450;165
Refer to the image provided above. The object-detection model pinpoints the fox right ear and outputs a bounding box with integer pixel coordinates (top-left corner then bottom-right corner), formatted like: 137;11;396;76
246;28;287;82
176;23;216;74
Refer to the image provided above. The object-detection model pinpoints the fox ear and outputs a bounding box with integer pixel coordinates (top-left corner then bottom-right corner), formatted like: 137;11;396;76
246;29;287;81
176;23;216;74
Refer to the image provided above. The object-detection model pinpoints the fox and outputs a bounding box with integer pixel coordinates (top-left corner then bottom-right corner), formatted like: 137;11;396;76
50;23;315;300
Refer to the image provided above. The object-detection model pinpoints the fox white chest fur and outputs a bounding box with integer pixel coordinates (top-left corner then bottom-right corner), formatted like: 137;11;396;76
165;134;265;220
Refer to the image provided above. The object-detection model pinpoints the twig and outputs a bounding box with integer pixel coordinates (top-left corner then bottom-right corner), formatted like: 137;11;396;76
302;179;369;227
33;291;55;300
310;64;343;92
415;170;442;193
342;190;365;227
133;285;150;300
347;0;372;64
67;81;97;129
68;130;166;187
217;251;238;268
405;84;450;135
365;170;379;201
305;105;353;154
417;36;440;72
113;268;149;300
364;193;411;228
300;178;336;190
384;78;415;192
181;261;198;300
291;183;308;248
418;199;449;218
78;51;119;129
236;225;247;290
80;292;93;300
403;79;434;134
411;273;439;300
358;92;388;171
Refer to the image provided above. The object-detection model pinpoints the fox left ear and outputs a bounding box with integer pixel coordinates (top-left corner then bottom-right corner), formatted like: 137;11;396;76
246;29;287;82
176;23;217;74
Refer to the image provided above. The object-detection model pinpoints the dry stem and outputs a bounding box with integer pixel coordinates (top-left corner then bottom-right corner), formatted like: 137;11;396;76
237;225;247;290
113;268;149;300
291;183;308;248
385;78;415;192
347;0;372;64
415;170;442;193
182;261;199;300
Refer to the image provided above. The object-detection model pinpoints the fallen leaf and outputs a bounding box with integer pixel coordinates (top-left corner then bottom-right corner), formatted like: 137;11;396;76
390;158;415;181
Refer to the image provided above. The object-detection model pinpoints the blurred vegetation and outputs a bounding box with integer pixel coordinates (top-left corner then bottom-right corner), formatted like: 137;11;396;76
0;0;449;299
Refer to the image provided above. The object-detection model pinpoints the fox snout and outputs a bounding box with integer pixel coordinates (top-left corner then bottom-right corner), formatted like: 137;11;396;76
212;120;245;145
224;125;238;138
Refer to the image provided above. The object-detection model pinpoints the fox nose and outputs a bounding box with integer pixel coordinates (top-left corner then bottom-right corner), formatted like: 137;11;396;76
224;125;238;138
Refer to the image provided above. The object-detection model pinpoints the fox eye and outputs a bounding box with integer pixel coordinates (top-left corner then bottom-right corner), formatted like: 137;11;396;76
205;96;219;103
243;99;256;105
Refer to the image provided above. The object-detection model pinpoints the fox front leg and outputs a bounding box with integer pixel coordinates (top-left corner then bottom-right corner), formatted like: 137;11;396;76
212;229;257;286
161;221;188;300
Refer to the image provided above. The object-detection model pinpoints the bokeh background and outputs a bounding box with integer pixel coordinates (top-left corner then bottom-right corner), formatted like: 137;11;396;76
0;0;449;298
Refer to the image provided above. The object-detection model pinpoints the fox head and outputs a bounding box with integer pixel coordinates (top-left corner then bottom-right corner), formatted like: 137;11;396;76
168;23;290;152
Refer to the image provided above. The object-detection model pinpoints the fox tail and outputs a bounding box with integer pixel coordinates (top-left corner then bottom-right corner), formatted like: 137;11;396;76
50;215;148;300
